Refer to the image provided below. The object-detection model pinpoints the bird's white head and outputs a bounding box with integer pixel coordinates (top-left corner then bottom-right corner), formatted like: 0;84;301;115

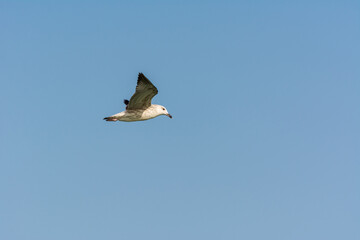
154;105;172;119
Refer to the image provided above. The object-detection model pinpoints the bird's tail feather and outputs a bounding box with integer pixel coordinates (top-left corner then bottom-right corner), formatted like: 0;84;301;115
104;117;117;122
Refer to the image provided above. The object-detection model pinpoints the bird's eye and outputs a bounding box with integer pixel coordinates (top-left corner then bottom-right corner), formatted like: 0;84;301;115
162;108;165;111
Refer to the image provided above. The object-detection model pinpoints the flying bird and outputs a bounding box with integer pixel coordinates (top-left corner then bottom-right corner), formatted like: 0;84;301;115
104;73;172;122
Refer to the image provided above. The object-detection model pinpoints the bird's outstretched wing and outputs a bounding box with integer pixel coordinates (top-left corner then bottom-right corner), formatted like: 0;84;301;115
127;73;158;110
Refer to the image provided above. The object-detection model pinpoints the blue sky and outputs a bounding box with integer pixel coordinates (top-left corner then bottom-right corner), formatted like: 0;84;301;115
1;1;359;239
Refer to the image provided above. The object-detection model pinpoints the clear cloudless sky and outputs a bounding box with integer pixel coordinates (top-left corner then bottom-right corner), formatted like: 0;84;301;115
1;1;359;240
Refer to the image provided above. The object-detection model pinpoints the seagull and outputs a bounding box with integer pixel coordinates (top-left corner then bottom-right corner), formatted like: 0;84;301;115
104;73;172;122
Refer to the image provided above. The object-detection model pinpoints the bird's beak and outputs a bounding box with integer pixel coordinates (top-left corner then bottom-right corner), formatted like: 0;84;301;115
167;114;173;119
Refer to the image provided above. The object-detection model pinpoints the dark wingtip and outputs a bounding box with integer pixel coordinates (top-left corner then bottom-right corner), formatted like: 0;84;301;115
137;72;144;83
104;117;117;122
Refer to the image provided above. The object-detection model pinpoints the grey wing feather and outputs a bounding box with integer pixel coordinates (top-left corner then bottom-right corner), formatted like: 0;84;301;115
127;73;158;110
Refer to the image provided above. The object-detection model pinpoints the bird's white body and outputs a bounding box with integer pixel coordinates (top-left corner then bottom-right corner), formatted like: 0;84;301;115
107;104;171;122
